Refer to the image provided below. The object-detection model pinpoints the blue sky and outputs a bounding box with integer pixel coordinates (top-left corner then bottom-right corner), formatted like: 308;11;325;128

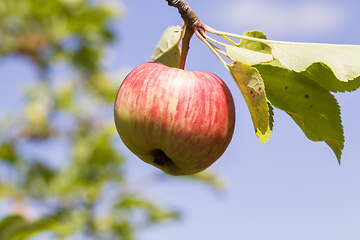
113;1;360;240
1;0;360;239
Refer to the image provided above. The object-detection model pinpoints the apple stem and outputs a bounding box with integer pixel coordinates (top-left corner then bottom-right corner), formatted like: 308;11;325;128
166;0;232;69
179;27;194;69
166;0;203;69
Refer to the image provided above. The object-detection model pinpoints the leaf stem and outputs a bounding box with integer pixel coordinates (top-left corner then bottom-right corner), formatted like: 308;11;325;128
219;35;239;46
203;23;333;47
203;24;276;45
208;42;229;59
201;32;229;48
200;32;234;59
194;27;228;68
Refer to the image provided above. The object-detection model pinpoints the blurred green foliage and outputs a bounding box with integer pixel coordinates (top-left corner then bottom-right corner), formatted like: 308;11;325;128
0;0;221;239
0;0;221;240
0;0;116;71
0;0;222;239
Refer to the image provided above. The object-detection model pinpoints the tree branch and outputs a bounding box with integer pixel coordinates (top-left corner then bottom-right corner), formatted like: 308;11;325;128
166;0;201;29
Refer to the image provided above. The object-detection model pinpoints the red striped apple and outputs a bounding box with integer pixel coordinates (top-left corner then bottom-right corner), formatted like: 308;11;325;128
114;62;235;175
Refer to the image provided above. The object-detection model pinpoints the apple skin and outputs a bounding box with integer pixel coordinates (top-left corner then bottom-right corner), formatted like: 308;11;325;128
114;62;235;175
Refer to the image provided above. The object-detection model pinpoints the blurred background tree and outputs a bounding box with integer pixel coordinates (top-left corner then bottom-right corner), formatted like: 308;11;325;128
0;0;221;239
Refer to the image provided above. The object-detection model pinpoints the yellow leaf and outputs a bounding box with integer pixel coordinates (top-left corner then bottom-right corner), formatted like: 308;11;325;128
228;61;271;142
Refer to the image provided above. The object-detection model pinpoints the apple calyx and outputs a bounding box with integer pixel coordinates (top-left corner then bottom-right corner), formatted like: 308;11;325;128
152;149;172;166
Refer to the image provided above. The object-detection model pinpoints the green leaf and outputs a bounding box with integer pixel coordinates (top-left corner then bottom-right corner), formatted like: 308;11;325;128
268;102;275;131
255;64;344;162
303;62;360;92
150;26;183;68
120;197;179;223
225;31;273;66
0;142;17;162
228;61;272;142
269;41;360;82
0;214;63;240
185;171;224;191
226;45;273;65
25;163;56;192
239;31;272;54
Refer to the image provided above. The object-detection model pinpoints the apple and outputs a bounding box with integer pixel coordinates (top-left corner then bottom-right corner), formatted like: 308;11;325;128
114;62;235;175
